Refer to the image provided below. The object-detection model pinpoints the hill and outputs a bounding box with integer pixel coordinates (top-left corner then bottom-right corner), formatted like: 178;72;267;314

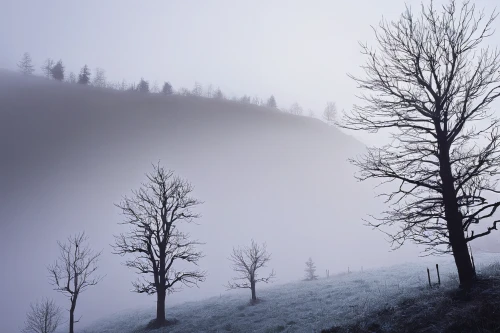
0;71;424;332
81;252;500;333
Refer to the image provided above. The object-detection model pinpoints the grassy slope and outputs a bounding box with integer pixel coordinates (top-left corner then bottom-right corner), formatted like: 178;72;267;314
80;252;500;333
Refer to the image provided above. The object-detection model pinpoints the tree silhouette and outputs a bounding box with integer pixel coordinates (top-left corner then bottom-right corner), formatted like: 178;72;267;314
289;102;303;116
226;240;275;302
41;58;54;79
137;78;149;93
322;102;337;125
113;164;205;328
162;82;173;95
304;257;318;281
48;232;103;333
22;298;62;333
266;95;277;108
213;87;224;99
78;65;91;85
92;68;106;88
50;60;65;81
341;0;500;290
18;52;35;75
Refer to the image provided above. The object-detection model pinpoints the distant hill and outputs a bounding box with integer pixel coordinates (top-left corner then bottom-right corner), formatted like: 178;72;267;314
0;71;423;332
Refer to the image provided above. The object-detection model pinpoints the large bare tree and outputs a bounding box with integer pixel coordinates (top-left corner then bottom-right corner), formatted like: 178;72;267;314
47;232;103;333
113;164;206;328
22;298;62;333
342;0;500;290
226;240;275;302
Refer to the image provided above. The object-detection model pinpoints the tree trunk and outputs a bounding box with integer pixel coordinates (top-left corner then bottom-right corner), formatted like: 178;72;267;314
156;288;166;324
69;305;75;333
439;142;475;290
251;281;256;301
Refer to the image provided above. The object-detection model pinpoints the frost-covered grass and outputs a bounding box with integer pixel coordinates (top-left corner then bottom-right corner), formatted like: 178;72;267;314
79;252;499;333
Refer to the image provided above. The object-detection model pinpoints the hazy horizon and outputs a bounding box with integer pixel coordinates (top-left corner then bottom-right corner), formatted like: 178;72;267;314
2;0;497;147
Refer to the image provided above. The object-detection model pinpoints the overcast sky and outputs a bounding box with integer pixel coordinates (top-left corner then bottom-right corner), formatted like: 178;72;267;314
1;0;497;145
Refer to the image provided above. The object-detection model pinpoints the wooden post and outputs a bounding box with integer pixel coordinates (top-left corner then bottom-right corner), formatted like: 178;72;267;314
427;268;432;288
436;264;440;285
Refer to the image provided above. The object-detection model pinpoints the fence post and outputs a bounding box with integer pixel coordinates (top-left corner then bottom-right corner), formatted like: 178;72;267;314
427;268;432;288
436;264;441;285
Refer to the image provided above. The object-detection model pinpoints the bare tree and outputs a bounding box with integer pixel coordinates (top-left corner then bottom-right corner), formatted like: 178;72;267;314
113;164;205;328
68;72;76;84
226;240;275;302
22;298;62;333
206;84;214;98
41;58;54;79
151;81;160;93
92;68;106;88
178;87;192;96
266;95;277;108
322;102;337;125
240;95;251;104
119;79;128;91
341;0;500;290
18;52;35;75
192;81;203;96
47;232;103;333
304;257;318;281
289;102;303;116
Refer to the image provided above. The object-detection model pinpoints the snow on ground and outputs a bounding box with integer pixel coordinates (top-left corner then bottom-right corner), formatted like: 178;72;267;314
79;252;500;333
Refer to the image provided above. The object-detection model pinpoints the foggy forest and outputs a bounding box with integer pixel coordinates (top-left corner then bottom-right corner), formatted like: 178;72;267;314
2;0;500;332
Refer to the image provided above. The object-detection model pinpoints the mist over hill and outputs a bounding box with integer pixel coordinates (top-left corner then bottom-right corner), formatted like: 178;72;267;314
0;71;424;332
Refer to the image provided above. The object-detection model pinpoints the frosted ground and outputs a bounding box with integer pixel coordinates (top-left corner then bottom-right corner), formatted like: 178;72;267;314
80;252;500;333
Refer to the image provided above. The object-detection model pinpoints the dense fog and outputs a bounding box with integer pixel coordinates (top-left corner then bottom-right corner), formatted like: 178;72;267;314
2;1;500;332
0;72;424;332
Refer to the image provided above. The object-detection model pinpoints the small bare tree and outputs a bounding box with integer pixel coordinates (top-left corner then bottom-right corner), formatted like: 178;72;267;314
206;84;214;98
226;240;275;302
22;298;62;333
322;102;337;125
113;164;206;328
47;232;103;333
289;102;303;116
41;58;54;79
92;68;106;88
151;81;160;93
192;81;203;96
18;52;35;75
304;257;318;281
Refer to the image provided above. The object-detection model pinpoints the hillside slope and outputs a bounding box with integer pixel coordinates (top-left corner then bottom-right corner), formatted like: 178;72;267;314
82;252;500;333
0;72;423;332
